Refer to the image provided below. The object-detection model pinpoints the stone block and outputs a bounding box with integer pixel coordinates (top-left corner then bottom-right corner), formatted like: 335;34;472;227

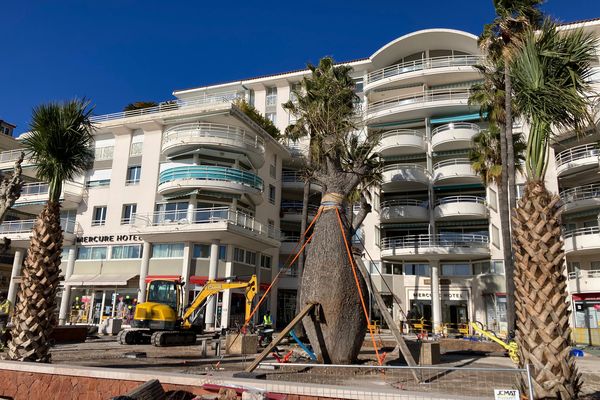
407;340;441;365
225;334;258;355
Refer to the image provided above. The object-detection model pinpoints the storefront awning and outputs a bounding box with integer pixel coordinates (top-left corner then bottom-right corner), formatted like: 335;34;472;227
64;273;139;286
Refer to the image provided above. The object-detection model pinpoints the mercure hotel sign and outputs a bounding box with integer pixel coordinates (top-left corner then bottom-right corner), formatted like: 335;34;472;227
76;235;141;243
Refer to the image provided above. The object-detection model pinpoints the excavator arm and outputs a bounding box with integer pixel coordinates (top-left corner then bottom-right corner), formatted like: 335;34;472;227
181;275;257;329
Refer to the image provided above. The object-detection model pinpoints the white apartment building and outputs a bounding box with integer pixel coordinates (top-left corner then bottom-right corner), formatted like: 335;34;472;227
2;20;599;344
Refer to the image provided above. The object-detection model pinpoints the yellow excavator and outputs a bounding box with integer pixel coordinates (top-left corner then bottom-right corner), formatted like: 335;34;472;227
117;275;257;347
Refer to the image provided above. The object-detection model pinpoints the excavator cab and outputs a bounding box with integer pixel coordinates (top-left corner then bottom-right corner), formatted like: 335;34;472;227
131;279;182;331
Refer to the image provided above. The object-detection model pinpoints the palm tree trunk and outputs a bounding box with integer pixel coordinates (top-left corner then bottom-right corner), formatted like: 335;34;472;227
299;205;367;364
7;202;63;362
512;180;581;399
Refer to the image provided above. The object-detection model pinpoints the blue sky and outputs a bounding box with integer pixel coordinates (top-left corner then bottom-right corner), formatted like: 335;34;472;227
1;1;599;134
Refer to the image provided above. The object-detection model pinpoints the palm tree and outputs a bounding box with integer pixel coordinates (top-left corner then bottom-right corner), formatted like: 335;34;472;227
7;100;94;362
283;57;381;363
510;22;597;398
123;101;158;111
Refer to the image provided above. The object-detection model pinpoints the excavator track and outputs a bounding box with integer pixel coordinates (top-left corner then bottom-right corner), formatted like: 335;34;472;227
117;329;151;345
151;330;197;347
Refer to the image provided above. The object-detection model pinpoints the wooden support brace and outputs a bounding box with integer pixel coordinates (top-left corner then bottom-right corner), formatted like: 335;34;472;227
245;302;317;373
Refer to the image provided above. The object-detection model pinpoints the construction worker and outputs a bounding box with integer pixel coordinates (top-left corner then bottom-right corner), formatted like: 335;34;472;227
263;310;273;329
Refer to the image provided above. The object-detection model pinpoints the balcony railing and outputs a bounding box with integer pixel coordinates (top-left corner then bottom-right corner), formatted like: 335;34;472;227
162;123;265;153
133;207;280;240
431;122;481;136
366;55;483;85
130;142;143;156
382;233;489;250
282;171;304;183
560;183;600;204
435;195;486;206
20;182;49;196
89;91;244;123
563;226;600;239
94;146;114;161
382;163;429;174
367;88;471;115
568;269;600;280
378;129;424;140
159;166;263;192
380;199;428;208
0;218;76;235
555;143;600;167
280;201;319;213
0;149;29;164
281;235;301;243
433;158;473;170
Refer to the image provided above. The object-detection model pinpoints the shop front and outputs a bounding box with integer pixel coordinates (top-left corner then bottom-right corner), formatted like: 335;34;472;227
572;293;600;346
407;288;470;333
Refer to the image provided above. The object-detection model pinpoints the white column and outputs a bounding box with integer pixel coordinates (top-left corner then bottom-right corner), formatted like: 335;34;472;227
99;291;107;324
139;241;151;302
187;194;196;222
205;239;220;329
431;260;442;333
181;242;192;305
88;291;96;323
220;247;235;330
7;249;25;305
58;247;77;325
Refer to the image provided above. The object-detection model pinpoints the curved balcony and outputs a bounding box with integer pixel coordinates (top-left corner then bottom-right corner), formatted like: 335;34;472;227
433;158;480;184
434;196;487;220
365;55;483;93
281;171;322;192
381;164;430;191
555;143;600;178
568;269;600;294
162;123;266;167
564;227;600;255
280;201;319;222
376;130;426;156
381;233;489;261
158;166;263;204
431;122;481;151
366;89;472;124
380;199;429;223
13;181;85;213
560;184;600;214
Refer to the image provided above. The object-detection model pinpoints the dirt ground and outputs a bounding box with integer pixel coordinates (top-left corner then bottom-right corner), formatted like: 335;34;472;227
45;335;600;399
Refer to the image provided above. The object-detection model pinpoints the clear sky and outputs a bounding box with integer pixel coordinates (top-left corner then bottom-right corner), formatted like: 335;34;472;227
1;0;599;134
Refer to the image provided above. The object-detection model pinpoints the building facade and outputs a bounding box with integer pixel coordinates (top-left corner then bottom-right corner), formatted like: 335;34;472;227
2;21;599;343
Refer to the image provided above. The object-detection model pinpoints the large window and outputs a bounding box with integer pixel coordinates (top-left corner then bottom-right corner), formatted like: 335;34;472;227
92;206;107;226
151;243;184;258
77;246;107;260
261;254;272;270
154;202;188;223
193;244;227;260
266;87;278;107
86;169;111;188
111;244;142;259
442;263;472;276
126;166;141;185
121;203;137;225
404;263;430;276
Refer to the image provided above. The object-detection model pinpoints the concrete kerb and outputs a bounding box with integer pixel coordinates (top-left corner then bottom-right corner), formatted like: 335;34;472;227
0;360;476;400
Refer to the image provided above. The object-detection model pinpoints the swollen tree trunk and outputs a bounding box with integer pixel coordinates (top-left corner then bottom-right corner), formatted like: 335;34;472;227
512;181;580;399
300;205;367;364
7;202;63;362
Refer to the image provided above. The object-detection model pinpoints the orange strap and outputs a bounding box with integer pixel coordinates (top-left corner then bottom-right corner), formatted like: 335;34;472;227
334;207;383;366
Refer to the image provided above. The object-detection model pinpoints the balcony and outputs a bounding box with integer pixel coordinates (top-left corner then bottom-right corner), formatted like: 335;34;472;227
280;235;301;255
433;158;480;184
162;123;265;167
555;143;600;178
0;150;36;177
560;184;600;214
376;130;426;156
564;227;600;255
366;89;472;124
131;207;280;250
434;196;487;220
381;164;430;191
431;122;481;151
568;269;600;294
158;166;263;204
13;181;85;213
281;171;322;192
381;233;489;260
380;199;428;223
280;201;319;222
0;218;77;246
365;55;483;93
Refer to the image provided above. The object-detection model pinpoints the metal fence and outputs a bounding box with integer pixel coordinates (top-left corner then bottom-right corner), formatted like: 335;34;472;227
258;362;535;400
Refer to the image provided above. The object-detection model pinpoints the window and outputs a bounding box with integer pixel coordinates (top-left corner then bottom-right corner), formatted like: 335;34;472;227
86;169;111;188
591;261;600;271
265;112;276;124
234;248;245;263
121;204;137;225
245;251;257;266
442;263;472;276
516;184;525;200
154;202;188;223
77;246;107;260
375;226;381;247
193;244;210;258
353;79;364;94
111;244;142;259
404;264;430;276
491;225;500;248
130;133;144;156
270;154;277;178
266;87;277;107
92;206;107;226
151;243;184;258
373;192;380;212
473;261;503;275
219;245;227;261
147;280;178;312
261;255;272;269
126;166;141;185
268;185;276;205
488;188;497;211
